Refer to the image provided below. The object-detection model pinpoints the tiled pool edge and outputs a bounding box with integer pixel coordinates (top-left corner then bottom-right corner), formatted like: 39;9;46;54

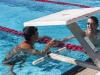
62;58;92;75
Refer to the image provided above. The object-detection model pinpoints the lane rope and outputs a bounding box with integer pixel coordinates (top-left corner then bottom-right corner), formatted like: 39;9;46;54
35;0;92;8
0;0;92;54
0;26;23;37
0;26;87;54
37;36;87;53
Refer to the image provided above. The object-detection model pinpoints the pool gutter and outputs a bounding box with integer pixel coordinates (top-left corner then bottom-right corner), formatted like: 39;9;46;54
62;58;93;75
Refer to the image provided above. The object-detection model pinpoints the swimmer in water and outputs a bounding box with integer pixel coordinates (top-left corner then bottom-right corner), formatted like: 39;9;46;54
60;16;100;47
3;26;55;75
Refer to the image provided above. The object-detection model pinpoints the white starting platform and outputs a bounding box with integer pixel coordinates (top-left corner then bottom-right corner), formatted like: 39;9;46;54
24;7;100;71
24;7;100;26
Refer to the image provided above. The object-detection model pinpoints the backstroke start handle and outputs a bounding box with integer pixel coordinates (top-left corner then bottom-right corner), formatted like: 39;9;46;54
32;47;67;65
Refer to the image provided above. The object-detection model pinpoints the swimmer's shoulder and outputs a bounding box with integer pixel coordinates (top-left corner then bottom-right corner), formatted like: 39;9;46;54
12;45;31;53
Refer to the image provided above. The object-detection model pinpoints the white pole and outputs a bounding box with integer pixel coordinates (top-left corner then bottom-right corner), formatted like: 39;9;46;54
32;47;67;65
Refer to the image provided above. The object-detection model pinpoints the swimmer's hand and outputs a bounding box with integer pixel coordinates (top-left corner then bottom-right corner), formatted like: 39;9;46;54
46;39;55;48
51;39;63;47
54;40;62;44
43;39;55;52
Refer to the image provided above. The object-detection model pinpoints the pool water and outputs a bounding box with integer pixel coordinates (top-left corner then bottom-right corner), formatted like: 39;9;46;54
0;0;100;75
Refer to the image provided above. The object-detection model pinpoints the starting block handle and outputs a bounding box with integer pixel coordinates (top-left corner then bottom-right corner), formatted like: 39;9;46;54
32;47;67;65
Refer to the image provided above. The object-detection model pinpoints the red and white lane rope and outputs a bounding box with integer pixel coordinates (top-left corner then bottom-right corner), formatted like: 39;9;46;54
0;26;87;54
35;0;92;8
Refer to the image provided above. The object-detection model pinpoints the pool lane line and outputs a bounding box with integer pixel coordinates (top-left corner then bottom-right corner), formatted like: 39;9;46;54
35;0;92;8
0;26;23;37
0;25;87;53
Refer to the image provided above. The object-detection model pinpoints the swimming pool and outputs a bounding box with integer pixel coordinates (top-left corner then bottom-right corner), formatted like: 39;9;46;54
0;0;100;75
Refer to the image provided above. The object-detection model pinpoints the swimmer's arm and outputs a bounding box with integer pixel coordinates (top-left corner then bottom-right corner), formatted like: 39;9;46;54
60;30;86;43
31;49;48;56
32;39;55;55
60;35;74;42
31;49;44;56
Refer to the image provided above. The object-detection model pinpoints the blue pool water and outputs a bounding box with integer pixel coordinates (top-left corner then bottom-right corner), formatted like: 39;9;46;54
0;0;100;75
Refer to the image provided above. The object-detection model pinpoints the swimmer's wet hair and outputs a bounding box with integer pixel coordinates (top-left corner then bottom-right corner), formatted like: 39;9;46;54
89;16;98;25
23;26;38;41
